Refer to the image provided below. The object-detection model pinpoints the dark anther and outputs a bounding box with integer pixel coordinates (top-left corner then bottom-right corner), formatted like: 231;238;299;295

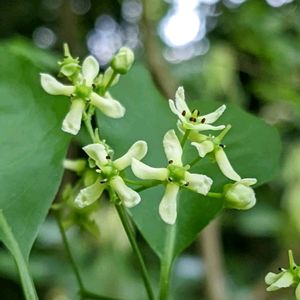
184;182;189;186
70;94;75;98
92;83;96;88
189;117;196;122
293;266;297;270
219;144;225;148
192;109;196;113
201;118;206;123
168;177;173;182
197;110;200;117
181;110;186;116
168;160;173;164
106;155;111;159
278;267;283;271
100;179;107;184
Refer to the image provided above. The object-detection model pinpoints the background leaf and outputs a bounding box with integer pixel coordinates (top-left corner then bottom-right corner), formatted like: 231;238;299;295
97;64;281;261
0;39;70;259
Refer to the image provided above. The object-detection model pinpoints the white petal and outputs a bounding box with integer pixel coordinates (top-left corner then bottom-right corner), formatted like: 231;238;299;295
191;141;214;158
215;147;241;181
185;123;225;131
201;104;226;124
131;158;168;181
90;92;125;118
82;56;99;86
83;143;108;167
269;272;294;290
40;73;75;96
110;176;141;208
185;172;213;195
63;159;86;173
114;141;147;171
163;130;183;166
265;272;282;285
75;180;105;208
174;86;190;115
62;99;85;135
240;178;257;186
159;183;179;224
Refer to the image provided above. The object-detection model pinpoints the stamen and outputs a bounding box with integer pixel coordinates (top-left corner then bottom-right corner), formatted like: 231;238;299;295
184;182;189;186
197;110;200;117
189;117;196;122
92;83;96;88
100;179;107;184
219;144;225;148
96;169;102;173
181;110;186;116
278;267;283;271
201;118;206;123
106;155;111;159
168;160;173;164
168;177;173;182
293;266;297;270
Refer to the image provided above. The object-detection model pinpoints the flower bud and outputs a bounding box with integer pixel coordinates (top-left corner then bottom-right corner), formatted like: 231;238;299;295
224;180;256;210
111;47;134;74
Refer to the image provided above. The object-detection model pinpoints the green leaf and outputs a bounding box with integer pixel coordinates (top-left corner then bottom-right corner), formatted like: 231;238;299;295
0;40;70;259
97;65;281;261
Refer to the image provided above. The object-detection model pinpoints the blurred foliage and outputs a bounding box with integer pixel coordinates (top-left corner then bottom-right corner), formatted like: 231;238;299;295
0;0;299;300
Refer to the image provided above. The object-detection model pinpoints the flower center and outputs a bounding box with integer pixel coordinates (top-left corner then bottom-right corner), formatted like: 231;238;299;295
98;162;119;183
167;164;188;185
75;83;92;100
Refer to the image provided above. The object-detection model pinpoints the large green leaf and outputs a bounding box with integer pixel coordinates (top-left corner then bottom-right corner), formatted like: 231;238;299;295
0;40;70;259
97;65;281;261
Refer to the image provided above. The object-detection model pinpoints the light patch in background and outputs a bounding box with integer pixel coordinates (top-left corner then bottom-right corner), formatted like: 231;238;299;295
42;0;63;10
33;26;56;49
71;0;91;15
122;0;143;23
174;255;204;281
266;0;293;7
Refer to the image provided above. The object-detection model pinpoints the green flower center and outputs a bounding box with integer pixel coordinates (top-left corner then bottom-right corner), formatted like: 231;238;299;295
98;162;119;183
75;84;92;100
167;164;189;185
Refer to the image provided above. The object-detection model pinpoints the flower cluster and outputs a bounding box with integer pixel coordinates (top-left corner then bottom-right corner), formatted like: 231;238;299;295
265;250;300;299
41;44;257;226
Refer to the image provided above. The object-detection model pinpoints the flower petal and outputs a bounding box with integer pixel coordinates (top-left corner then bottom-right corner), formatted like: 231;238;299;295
201;104;226;124
185;172;213;195
265;272;283;285
83;143;108;167
169;100;188;124
63;159;86;173
191;141;214;158
215;147;241;181
82;56;99;86
131;158;168;181
240;178;257;186
173;86;190;115
110;176;141;208
159;183;179;224
90;92;125;118
62;99;85;135
163;130;183;166
75;180;105;208
40;73;75;96
114;141;148;171
185;123;226;131
266;272;294;291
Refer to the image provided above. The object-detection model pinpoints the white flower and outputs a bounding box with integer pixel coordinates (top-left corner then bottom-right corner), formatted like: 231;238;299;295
75;141;147;208
131;129;213;224
224;178;257;210
265;250;300;299
40;55;125;135
169;87;226;131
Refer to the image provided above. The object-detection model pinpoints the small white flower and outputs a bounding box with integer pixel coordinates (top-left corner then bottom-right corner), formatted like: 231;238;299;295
169;87;226;131
40;55;125;135
75;141;147;208
224;178;257;210
131;129;213;224
265;250;300;299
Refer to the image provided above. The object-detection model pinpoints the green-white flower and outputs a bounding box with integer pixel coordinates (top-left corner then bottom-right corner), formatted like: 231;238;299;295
131;130;213;224
75;141;147;208
169;87;226;131
190;125;241;181
111;47;135;74
265;250;300;299
224;178;257;210
40;55;125;135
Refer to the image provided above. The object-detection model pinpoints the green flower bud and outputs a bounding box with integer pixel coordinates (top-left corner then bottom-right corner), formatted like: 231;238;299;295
111;47;134;74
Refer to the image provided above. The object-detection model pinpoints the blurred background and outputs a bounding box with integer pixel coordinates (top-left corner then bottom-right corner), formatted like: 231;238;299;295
0;0;300;299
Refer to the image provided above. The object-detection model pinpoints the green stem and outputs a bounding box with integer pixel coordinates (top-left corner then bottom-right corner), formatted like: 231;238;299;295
81;290;122;300
180;130;190;148
134;180;162;192
214;124;232;144
207;192;223;199
0;210;38;300
114;203;155;300
104;71;118;92
189;156;201;168
54;211;85;292
159;224;176;300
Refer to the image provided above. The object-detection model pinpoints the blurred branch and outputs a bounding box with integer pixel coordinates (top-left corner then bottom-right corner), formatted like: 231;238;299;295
140;0;178;99
198;218;228;300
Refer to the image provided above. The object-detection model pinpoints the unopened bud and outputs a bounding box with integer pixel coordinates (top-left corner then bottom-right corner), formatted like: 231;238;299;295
111;47;134;74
